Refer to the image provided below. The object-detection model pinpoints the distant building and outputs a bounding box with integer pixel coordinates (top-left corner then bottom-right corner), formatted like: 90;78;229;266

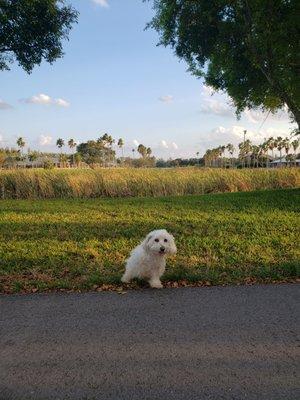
15;155;64;168
270;158;300;167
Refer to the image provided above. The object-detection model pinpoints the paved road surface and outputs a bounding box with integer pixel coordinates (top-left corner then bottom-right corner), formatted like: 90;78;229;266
0;284;299;400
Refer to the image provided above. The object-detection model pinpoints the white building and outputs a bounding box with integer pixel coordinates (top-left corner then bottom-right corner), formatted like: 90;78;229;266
270;158;300;167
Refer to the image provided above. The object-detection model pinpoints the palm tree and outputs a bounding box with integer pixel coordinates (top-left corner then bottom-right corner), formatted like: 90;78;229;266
132;148;135;158
101;133;109;145
56;138;64;153
213;148;219;167
291;139;299;166
216;146;225;167
117;138;124;158
146;147;152;157
204;149;212;167
250;145;259;168
238;142;246;168
285;154;294;167
283;137;290;159
221;145;226;167
240;139;252;168
28;152;38;164
59;153;68;168
137;144;147;158
16;137;26;157
209;149;214;167
226;143;235;168
211;149;216;167
108;135;115;147
68;139;77;166
276;137;284;166
74;153;82;167
101;133;115;148
261;139;270;168
98;133;115;165
258;143;267;167
268;137;276;162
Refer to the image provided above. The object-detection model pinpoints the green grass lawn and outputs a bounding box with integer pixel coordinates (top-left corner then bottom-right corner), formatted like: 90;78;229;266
1;188;299;293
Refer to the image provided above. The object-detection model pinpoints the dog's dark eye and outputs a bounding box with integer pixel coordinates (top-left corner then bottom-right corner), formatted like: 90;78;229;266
155;238;159;242
164;239;168;242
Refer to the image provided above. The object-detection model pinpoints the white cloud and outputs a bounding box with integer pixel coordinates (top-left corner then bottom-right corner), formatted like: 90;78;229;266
260;127;289;137
160;140;168;149
24;93;52;105
200;84;234;117
39;135;53;146
171;142;178;150
211;125;262;141
200;99;234;117
133;139;139;147
202;84;214;96
0;99;13;110
159;95;173;103
243;109;262;124
92;0;109;7
244;108;289;124
209;124;291;145
22;93;70;107
54;98;70;107
201;83;291;125
212;126;228;135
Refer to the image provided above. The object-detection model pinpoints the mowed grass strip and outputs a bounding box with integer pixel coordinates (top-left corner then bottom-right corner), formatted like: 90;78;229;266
0;188;299;293
0;167;299;199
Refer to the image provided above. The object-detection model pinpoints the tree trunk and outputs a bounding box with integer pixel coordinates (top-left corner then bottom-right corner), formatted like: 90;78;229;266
279;150;282;167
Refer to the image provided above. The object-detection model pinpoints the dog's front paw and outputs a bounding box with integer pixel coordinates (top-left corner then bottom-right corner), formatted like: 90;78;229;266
121;274;130;283
149;280;163;289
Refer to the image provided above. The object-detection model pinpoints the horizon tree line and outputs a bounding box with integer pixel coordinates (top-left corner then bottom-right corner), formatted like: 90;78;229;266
13;135;153;164
3;132;300;169
203;136;299;168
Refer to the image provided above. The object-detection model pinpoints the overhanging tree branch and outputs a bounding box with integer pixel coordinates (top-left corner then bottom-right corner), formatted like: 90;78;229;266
242;0;300;127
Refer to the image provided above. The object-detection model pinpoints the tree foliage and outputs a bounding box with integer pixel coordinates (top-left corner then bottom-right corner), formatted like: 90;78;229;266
117;138;124;148
147;0;300;127
77;135;116;166
56;138;65;149
16;137;25;149
0;0;78;73
68;138;77;149
138;144;153;158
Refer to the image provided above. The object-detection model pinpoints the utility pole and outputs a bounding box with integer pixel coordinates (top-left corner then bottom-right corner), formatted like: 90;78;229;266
243;130;247;145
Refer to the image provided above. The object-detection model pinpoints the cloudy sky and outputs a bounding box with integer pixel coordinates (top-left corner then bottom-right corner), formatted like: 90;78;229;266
0;0;296;158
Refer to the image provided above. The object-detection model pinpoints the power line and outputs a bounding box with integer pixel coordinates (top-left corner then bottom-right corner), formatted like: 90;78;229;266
257;110;271;133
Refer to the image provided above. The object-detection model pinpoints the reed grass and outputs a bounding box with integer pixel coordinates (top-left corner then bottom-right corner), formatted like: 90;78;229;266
0;167;299;199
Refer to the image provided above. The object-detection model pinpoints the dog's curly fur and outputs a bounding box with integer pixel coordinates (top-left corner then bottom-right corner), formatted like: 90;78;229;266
121;229;177;288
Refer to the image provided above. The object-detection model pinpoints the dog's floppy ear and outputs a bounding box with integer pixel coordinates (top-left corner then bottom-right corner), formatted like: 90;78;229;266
142;234;152;250
169;233;177;255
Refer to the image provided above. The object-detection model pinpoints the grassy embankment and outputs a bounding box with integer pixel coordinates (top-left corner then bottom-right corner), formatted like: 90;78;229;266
0;188;299;293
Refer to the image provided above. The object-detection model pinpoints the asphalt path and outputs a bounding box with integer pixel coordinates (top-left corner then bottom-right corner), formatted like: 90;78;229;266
0;284;299;400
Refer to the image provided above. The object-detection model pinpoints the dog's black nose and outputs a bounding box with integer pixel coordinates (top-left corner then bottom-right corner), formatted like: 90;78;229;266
160;246;165;252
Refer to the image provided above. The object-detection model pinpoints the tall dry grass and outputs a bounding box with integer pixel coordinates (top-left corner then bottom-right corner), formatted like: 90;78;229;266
0;167;299;199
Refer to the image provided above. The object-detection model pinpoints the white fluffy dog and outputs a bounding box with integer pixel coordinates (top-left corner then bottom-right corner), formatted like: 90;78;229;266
121;229;177;289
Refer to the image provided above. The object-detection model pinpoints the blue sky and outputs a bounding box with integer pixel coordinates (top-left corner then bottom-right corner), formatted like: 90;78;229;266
0;0;295;158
